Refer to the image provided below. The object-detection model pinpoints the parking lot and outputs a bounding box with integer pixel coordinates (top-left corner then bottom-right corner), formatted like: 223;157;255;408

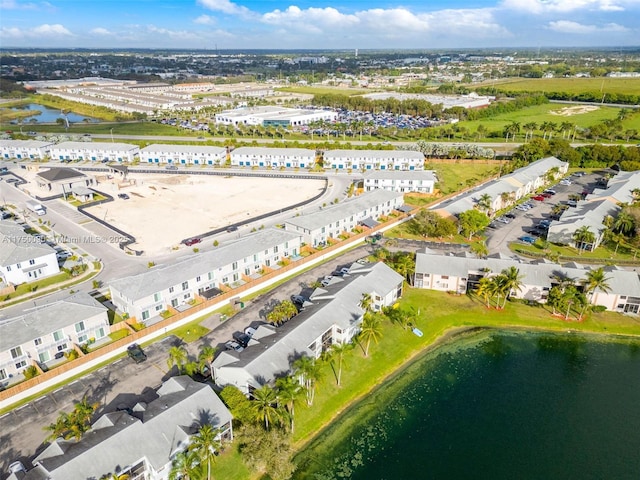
486;171;601;254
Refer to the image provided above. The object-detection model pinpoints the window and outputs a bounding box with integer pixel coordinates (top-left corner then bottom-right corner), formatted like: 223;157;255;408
78;335;88;343
182;281;189;291
155;305;163;312
245;268;251;275
183;293;190;300
196;276;201;282
154;293;161;302
34;338;42;346
253;254;258;262
29;259;35;265
208;272;213;280
441;275;449;280
274;246;278;253
232;262;238;270
15;360;27;369
10;347;23;359
0;369;7;381
169;286;174;293
96;327;106;338
6;266;10;272
16;263;21;269
222;276;228;283
142;311;150;321
75;321;85;333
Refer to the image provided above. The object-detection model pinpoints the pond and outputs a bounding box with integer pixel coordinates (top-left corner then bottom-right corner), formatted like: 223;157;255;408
9;104;99;124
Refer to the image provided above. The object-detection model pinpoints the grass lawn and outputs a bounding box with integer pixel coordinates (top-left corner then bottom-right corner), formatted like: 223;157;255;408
211;444;252;480
291;286;640;450
172;323;210;343
108;329;130;342
511;238;640;264
426;161;499;195
2;121;190;137
3;272;71;300
487;77;640;97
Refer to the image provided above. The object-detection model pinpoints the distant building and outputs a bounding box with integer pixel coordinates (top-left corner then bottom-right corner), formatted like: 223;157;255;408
323;149;425;171
35;167;94;195
362;92;494;109
363;170;436;193
215;106;336;127
140;144;227;166
0;140;54;160
49;142;139;163
229;146;315;168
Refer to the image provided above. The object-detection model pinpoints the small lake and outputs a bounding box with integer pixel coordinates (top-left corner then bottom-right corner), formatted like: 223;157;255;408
9;104;99;124
295;330;640;480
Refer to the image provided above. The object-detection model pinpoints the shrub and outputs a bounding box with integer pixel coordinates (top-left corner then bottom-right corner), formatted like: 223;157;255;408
592;305;608;313
65;349;80;360
147;261;156;268
213;240;219;247
92;280;102;289
23;365;39;379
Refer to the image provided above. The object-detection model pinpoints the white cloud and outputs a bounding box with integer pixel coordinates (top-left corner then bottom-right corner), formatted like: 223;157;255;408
500;0;632;13
194;14;216;25
547;20;629;33
196;0;251;16
90;27;113;36
0;0;54;11
1;23;73;39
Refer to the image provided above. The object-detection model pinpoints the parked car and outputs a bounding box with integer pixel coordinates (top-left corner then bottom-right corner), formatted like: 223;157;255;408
291;294;307;305
101;159;109;163
518;236;537;244
541;192;552;198
233;332;251;347
182;237;202;246
165;165;178;170
244;326;257;338
117;193;130;200
515;205;529;211
56;250;72;260
225;340;244;353
543;189;556;195
226;225;238;232
559;179;572;186
6;178;19;184
572;171;586;177
505;213;516;219
532;195;545;201
127;344;147;364
496;217;510;224
567;200;578;207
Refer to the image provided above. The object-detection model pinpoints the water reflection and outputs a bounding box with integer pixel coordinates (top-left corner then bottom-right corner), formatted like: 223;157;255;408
10;104;99;124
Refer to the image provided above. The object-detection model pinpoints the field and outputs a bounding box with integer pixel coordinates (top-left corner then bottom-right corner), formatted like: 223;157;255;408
485;77;640;96
426;161;500;195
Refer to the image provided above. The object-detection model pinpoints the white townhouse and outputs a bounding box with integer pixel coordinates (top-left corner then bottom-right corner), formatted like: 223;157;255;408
435;156;568;217
548;170;640;251
49;141;140;163
413;249;640;314
0;220;59;285
213;262;403;394
363;170;436;193
230;146;316;169
109;229;302;323
18;376;232;480
284;190;404;247
323;149;425;171
0;292;109;384
140;144;227;166
0;140;54;160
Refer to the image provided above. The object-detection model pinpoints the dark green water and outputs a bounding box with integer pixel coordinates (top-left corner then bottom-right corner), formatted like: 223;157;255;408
295;331;640;480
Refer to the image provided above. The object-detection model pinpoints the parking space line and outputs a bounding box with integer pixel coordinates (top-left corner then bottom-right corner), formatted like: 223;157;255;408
16;403;30;411
35;395;48;402
53;387;64;394
0;412;10;420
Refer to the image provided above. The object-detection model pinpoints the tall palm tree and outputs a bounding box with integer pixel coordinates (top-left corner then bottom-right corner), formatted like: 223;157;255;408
250;385;282;430
189;424;222;480
360;293;373;314
101;473;130;480
614;211;634;235
169;450;201;480
167;345;189;373
198;345;217;378
478;193;492;212
488;275;509;310
293;356;322;406
475;277;494;308
359;314;383;357
582;267;612;306
572;226;596;254
330;341;354;386
500;267;525;308
275;375;303;432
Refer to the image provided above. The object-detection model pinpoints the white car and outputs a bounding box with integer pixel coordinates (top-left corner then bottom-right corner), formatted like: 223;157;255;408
560;179;572;186
244;326;257;338
225;340;244;352
56;250;72;260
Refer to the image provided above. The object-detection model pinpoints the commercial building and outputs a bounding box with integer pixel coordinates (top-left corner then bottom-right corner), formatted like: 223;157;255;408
229;146;315;169
362;91;495;109
215;106;336;127
109;229;302;323
323;149;425;171
34;167;95;196
363;170;436;193
140;144;227;166
0;140;54;160
17;376;232;480
49;142;140;163
413;248;640;314
284;190;404;247
0;220;59;285
213;262;403;394
0;292;109;385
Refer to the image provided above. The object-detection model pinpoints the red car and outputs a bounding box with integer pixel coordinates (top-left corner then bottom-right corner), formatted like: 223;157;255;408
182;237;202;246
532;195;545;201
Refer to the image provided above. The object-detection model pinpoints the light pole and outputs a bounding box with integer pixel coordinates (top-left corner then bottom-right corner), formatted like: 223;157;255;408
110;128;114;143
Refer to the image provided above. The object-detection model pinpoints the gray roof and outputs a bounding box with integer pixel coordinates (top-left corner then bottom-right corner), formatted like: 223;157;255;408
37;167;86;182
285;190;403;231
34;376;232;480
0;292;107;352
324;149;424;161
363;170;436;181
0;221;56;266
216;262;403;384
415;249;640;297
70;186;94;196
230;146;316;157
49;142;139;152
109;228;302;302
0;140;54;150
141;144;226;155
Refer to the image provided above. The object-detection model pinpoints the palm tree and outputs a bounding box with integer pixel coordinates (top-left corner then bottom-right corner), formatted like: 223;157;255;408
573;226;596;254
359;314;383;357
169;450;201;480
250;385;282;430
488;275;509;310
475;277;493;308
101;473;130;480
330;341;354;386
189;424;222;480
582;267;611;306
275;375;303;432
293;356;322;406
614;211;634;235
360;292;373;314
198;345;217;378
500;266;525;308
44;412;71;442
477;193;492;212
167;345;189;373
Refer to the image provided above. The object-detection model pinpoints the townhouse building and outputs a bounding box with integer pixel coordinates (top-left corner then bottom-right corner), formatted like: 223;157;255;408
109;229;302;323
49;141;140;163
435;156;568;217
363;170;436;193
548;170;640;251
323;149;425;171
229;146;315;169
0;220;59;285
0;292;109;385
0;140;54;160
213;262;403;394
284;190;404;247
413;248;640;314
17;376;232;480
140;144;227;166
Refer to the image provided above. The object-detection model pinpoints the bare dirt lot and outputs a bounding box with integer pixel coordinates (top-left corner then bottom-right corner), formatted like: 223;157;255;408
549;105;600;116
87;174;325;254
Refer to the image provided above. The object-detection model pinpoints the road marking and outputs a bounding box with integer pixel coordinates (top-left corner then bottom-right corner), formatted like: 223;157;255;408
35;395;48;402
53;388;64;393
0;412;10;420
16;403;30;411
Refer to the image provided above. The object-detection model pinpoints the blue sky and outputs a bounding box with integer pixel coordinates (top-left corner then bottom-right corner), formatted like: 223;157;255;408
1;0;638;49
